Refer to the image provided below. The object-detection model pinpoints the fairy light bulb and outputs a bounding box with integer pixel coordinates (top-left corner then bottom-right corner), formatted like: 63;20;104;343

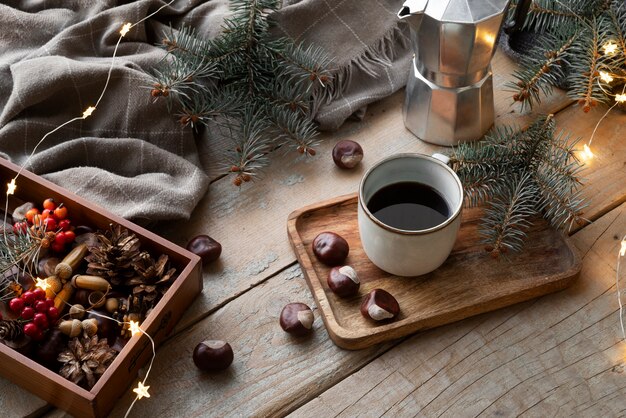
120;23;132;37
133;382;150;399
621;239;626;257
6;178;16;195
616;94;626;103
128;320;142;336
82;106;96;119
603;41;618;55
35;277;50;291
599;71;614;83
581;144;594;161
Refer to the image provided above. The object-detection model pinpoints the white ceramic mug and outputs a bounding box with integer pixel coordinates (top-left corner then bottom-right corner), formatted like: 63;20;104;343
358;153;463;277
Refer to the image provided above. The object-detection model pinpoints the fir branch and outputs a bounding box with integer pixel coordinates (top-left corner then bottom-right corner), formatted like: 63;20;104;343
533;167;586;229
566;18;610;111
447;115;586;256
147;0;331;182
607;2;626;73
224;107;273;186
508;31;577;110
0;227;41;301
480;174;538;257
267;105;319;155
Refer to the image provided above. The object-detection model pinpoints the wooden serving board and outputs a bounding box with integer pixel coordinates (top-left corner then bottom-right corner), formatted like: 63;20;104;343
287;193;582;350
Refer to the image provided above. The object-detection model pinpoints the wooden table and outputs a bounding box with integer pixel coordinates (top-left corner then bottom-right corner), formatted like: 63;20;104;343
4;50;626;417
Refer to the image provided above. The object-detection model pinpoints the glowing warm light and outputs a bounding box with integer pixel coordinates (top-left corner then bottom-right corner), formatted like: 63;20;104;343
133;382;150;399
620;240;626;257
82;106;96;119
120;23;132;37
599;71;614;83
482;33;496;45
581;144;594;160
35;277;50;291
6;178;16;195
603;41;618;55
616;94;626;103
129;320;142;336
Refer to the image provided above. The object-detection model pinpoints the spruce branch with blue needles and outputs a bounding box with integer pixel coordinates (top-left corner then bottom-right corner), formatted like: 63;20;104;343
148;0;332;185
447;115;586;257
507;0;626;111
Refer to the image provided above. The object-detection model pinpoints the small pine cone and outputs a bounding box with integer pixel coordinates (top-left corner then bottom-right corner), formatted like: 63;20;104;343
230;166;240;172
0;320;23;341
150;89;162;98
241;174;251;182
307;148;316;156
297;146;305;154
233;176;243;187
40;238;50;249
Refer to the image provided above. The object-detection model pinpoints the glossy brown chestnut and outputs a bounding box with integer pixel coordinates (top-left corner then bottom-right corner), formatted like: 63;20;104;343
193;340;234;371
327;265;360;297
36;329;68;369
87;310;119;344
279;302;314;336
332;140;363;169
73;289;92;307
187;235;222;265
312;232;349;266
360;289;400;321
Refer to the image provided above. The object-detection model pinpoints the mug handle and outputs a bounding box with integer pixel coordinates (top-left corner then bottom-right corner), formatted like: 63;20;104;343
431;153;450;165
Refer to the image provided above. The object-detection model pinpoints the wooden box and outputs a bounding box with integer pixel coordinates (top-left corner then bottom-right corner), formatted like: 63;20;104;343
0;158;203;418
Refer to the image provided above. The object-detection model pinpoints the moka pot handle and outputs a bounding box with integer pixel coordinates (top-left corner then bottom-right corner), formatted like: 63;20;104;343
504;0;533;35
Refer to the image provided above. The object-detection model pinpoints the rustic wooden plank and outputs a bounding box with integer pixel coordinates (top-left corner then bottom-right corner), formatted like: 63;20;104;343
560;105;626;226
158;50;574;333
0;379;49;418
103;264;392;418
290;203;626;417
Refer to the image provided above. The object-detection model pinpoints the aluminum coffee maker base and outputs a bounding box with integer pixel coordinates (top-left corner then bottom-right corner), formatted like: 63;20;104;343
403;62;495;147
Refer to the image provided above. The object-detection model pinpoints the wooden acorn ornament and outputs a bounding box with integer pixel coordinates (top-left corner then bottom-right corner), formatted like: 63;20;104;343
71;275;111;292
59;319;83;338
54;244;88;281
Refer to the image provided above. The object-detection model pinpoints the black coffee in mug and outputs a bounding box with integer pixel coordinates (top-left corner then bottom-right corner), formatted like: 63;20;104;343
367;181;450;231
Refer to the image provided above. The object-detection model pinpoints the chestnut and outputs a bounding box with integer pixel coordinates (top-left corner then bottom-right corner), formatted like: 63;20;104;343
36;329;67;370
73;225;94;236
312;232;349;266
360;289;400;321
187;235;222;265
328;266;360;297
332;140;363;169
193;340;234;371
87;310;119;344
279;302;314;336
73;289;92;307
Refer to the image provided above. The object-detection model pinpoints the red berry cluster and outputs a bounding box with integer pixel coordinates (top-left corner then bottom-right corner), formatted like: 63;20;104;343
14;198;76;253
9;288;59;341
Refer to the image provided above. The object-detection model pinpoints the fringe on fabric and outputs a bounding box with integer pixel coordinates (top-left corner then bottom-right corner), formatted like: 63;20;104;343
310;22;410;118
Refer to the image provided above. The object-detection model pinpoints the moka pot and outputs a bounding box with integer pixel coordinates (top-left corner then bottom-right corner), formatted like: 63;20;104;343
398;0;530;146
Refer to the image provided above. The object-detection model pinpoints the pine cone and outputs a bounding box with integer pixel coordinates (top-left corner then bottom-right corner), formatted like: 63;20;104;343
85;224;142;286
58;335;116;389
126;252;176;310
0;320;23;341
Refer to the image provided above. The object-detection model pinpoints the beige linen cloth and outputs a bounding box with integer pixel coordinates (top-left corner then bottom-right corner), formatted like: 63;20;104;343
0;0;410;221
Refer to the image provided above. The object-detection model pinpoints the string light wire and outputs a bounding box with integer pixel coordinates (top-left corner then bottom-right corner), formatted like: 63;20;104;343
618;235;626;341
